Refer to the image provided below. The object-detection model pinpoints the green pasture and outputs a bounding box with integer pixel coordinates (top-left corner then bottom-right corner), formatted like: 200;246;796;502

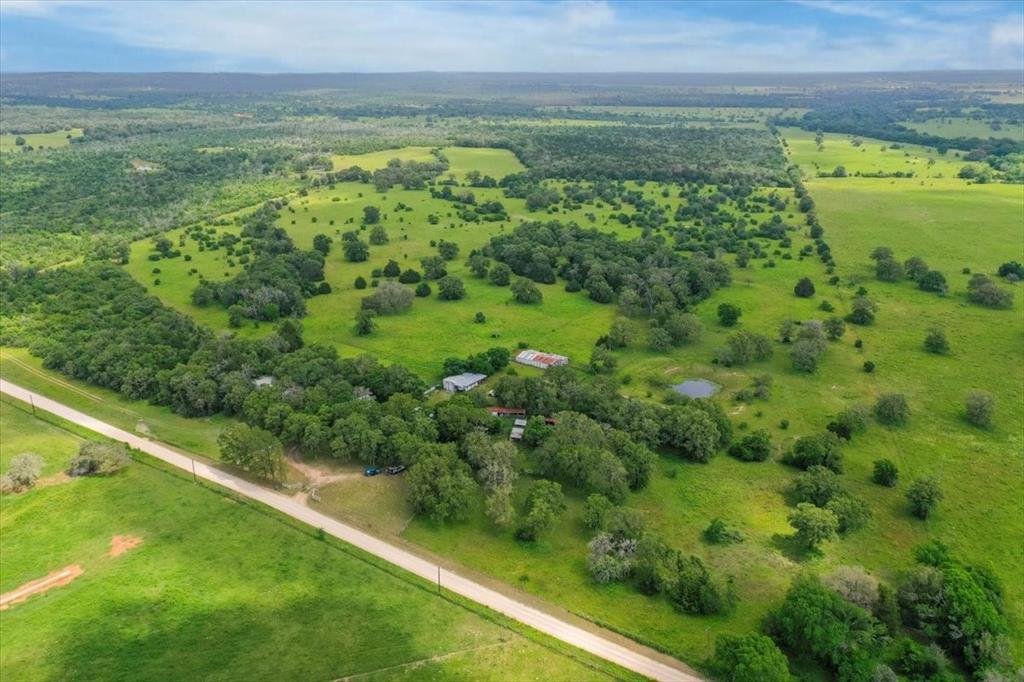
126;149;790;379
117;142;1023;669
780;127;977;179
901;117;1024;142
0;128;83;153
442;146;525;180
0;348;228;459
0;399;628;681
332;146;437;171
405;174;1024;664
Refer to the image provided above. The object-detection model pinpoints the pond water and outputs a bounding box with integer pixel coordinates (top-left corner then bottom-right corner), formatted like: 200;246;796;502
671;379;721;399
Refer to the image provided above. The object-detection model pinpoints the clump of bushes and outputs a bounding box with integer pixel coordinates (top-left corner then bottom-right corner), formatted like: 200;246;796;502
66;442;130;477
0;453;44;493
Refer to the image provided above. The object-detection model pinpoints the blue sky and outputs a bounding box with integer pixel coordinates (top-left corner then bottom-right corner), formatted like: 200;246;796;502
1;1;1022;73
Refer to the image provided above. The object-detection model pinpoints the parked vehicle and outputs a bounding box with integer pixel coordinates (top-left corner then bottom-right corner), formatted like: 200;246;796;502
363;467;380;476
385;465;406;475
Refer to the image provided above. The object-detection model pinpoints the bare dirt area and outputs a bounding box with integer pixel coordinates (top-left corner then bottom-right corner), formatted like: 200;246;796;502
109;535;143;557
0;565;84;610
287;457;361;488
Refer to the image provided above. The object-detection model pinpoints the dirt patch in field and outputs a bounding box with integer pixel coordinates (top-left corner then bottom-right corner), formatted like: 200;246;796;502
0;565;83;610
287;457;361;487
35;472;70;489
109;535;143;557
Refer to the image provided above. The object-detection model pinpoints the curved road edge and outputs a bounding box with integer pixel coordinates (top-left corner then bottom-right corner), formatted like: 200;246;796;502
0;379;701;682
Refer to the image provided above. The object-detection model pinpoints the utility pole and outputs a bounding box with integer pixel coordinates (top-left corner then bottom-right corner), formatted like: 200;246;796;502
29;395;35;416
437;566;441;594
191;458;197;483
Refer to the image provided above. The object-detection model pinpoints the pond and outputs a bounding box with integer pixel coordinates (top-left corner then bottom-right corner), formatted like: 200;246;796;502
671;379;721;399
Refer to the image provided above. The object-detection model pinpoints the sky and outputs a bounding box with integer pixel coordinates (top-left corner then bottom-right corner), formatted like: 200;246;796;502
1;0;1022;73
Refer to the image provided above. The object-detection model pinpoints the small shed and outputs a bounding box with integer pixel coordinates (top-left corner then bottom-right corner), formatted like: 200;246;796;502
442;372;487;393
515;349;569;369
253;375;275;388
510;426;525;441
513;418;528;428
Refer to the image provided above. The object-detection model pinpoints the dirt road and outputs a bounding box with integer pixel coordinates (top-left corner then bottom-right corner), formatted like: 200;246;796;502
0;379;701;681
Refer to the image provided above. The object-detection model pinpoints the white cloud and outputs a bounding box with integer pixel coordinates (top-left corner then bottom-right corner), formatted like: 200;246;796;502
1;0;1021;72
564;1;615;29
991;15;1024;46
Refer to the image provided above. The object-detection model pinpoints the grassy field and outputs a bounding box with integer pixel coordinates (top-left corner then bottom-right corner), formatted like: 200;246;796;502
0;398;635;682
779;127;978;179
0;348;228;460
105;140;1024;670
125;148;790;379
901;117;1024;141
0;128;83;153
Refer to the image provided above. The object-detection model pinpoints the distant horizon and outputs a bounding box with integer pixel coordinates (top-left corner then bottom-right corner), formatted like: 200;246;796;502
3;68;1022;76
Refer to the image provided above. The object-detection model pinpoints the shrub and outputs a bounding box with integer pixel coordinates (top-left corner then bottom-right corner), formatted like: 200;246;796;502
361;281;414;315
669;554;735;615
783;431;843;472
824;566;879;611
845;296;878;325
582;494;613;530
967;274;1013;308
516;480;566;541
436;276;466;300
964;389;995;427
918;270;948;294
794;277;816;298
907;477;943;519
874;393;910;426
0;453;44;493
826;493;872;534
827;405;870;441
510;277;543;304
923;327;949;354
414;282;431;297
789;503;839;550
717;303;742;327
354;275;367;289
704;518;745;545
711;633;792;682
398;268;421;284
728;429;772;462
716;330;773;366
586;532;635;584
872;459;898;487
66;442;130;477
863;360;875;373
875;258;905;282
904;256;929;281
792;465;841;506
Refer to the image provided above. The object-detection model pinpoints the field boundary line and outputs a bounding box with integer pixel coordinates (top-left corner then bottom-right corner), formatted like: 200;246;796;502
0;379;700;682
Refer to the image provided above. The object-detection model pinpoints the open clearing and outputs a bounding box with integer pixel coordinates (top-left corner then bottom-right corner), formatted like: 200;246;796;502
0;128;83;153
0;398;636;681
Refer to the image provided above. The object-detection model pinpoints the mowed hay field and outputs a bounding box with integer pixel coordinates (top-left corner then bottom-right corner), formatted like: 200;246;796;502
0;399;630;682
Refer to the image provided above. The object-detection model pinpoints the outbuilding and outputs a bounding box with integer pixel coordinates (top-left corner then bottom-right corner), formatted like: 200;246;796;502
442;372;487;393
515;349;569;369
